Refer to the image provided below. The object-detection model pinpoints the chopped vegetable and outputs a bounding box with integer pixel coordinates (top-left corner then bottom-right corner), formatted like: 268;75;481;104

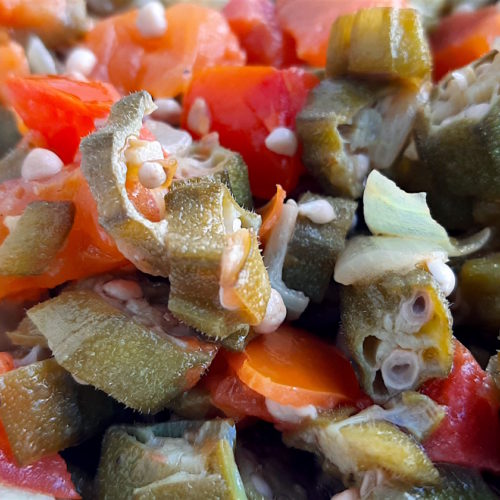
257;184;286;247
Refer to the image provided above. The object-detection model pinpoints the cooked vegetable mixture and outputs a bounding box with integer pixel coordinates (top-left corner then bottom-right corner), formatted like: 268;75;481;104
0;0;498;499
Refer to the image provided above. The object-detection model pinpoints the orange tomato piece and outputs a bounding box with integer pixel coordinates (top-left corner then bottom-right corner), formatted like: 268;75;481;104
0;353;14;375
223;0;298;67
226;325;368;409
86;3;245;98
430;6;500;81
6;76;120;164
275;0;407;67
258;184;286;247
0;165;128;300
0;33;28;103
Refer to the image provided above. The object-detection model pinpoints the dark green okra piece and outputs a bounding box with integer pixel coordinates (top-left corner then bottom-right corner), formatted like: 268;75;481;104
282;192;357;302
0;105;21;161
0;358;113;465
415;50;500;202
27;290;217;413
341;269;453;402
97;419;246;500
0;201;75;276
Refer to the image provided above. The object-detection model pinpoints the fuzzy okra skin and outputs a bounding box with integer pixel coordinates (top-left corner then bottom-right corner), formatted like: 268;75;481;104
27;290;217;413
165;178;270;340
0;201;75;276
0;358;113;465
282;193;357;303
97;420;246;500
341;269;453;402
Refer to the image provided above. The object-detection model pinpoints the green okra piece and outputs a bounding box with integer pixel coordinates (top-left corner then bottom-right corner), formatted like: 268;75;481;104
0;358;113;465
0;105;21;161
0;201;75;276
459;253;500;330
341;268;453;402
165;178;269;340
282;192;357;303
326;8;431;83
415;51;500;202
97;419;246;500
27;290;217;413
167;387;217;420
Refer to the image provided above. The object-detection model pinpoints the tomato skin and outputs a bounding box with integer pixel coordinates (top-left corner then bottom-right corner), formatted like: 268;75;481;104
182;66;318;199
223;0;298;67
430;6;500;81
421;340;500;473
5;76;120;164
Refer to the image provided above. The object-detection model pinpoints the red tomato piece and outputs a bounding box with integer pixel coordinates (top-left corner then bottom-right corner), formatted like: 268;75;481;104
182;66;319;199
223;0;298;67
5;75;120;164
421;340;500;473
430;6;500;81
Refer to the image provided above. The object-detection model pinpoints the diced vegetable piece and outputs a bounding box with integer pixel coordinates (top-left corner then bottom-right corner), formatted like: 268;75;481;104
165;178;269;339
81;91;172;277
0;34;29;103
421;340;500;473
0;358;113;465
341;268;453;402
182;66;318;199
415;51;500;203
282;192;357;302
0;134;33;185
275;0;407;67
284;410;439;487
86;3;245;98
0;106;21;159
97;420;245;500
327;8;431;83
167;387;217;420
226;324;368;409
368;464;497;499
0;0;87;46
223;0;297;67
0;201;74;276
27;290;217;413
430;5;500;81
7;316;47;348
459;253;500;330
258;184;286;247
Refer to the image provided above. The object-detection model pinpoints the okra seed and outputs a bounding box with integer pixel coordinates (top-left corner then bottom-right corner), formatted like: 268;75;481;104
187;97;211;136
298;199;336;224
26;35;57;75
254;288;286;334
21;148;64;181
152;98;182;126
250;474;273;498
138;161;167;189
264;127;298;157
427;259;456;297
136;1;167;38
102;279;143;301
65;48;97;77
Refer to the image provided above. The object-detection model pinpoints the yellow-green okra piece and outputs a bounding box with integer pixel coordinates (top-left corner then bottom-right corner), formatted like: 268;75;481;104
341;268;453;403
0;358;113;465
282;192;357;303
97;419;247;500
165;178;270;340
0;201;74;276
27;289;217;413
415;50;500;202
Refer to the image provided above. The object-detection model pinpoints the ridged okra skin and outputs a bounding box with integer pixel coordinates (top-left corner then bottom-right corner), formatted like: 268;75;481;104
165;178;270;340
282;193;357;303
0;358;113;465
341;269;453;402
27;290;216;413
296;79;377;198
97;420;246;500
459;253;500;330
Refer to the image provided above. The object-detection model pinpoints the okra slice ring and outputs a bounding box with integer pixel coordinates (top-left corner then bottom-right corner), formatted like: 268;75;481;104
165;178;270;339
0;200;75;276
81;91;171;277
27;290;217;413
0;358;113;465
282;192;357;303
415;50;500;202
341;268;453;403
326;8;431;83
97;420;246;500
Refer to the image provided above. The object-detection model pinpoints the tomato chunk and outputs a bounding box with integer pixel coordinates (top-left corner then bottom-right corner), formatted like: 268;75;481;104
182;66;318;199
